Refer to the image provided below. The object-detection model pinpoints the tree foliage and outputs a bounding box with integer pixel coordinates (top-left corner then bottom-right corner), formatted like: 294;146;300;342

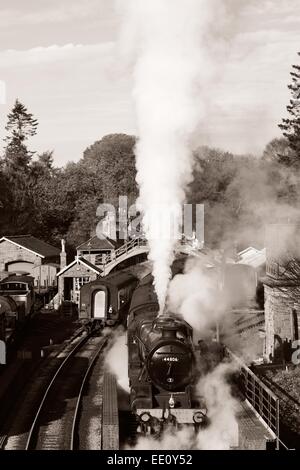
2;97;300;253
4;99;38;170
1;100;39;233
279;52;300;167
0;108;137;249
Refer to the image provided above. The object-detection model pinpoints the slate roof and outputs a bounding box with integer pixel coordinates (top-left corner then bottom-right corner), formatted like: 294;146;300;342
0;235;60;258
76;234;118;251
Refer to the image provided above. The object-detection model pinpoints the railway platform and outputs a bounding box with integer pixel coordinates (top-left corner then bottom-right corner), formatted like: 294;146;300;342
227;349;283;450
236;399;276;450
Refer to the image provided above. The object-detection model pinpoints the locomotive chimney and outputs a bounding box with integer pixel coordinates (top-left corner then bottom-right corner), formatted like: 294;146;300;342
60;239;66;270
162;328;177;339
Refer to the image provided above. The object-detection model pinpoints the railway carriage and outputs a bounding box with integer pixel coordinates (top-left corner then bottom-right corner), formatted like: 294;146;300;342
0;274;35;363
79;271;138;328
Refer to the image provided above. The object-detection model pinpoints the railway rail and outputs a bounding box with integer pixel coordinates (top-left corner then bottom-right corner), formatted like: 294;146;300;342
0;325;86;450
25;332;109;450
0;326;114;450
70;342;115;449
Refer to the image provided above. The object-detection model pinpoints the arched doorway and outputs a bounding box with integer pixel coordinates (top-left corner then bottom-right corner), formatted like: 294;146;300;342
5;260;34;275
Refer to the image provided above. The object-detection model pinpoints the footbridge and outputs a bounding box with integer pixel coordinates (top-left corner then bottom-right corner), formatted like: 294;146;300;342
101;237;149;276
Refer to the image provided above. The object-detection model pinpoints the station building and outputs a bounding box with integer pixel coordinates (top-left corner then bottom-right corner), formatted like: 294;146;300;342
263;223;300;362
0;235;60;291
57;235;118;305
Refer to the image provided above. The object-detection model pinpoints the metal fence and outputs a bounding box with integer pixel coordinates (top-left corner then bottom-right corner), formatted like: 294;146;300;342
226;348;280;449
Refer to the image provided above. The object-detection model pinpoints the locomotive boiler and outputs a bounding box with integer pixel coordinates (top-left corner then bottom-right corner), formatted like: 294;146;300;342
127;274;223;435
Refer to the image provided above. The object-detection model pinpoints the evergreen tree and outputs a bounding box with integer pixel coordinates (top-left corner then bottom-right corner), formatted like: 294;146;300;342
4;99;38;172
279;52;300;166
2;100;38;232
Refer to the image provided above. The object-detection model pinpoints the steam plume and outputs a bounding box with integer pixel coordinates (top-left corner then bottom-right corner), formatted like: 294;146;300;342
167;257;222;334
127;361;239;450
104;328;129;393
117;0;226;311
196;362;239;449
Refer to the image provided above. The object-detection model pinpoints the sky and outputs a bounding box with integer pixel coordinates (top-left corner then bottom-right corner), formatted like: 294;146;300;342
0;0;300;166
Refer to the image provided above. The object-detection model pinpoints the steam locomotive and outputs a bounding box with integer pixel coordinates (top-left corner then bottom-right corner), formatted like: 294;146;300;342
127;274;224;436
79;271;138;329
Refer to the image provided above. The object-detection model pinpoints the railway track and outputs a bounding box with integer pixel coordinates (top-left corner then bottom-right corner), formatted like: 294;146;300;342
70;340;116;449
0;327;87;450
0;327;113;450
25;333;109;450
1;321;121;451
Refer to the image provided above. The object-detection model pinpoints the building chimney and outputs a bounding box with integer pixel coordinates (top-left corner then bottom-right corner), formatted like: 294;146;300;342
60;239;66;270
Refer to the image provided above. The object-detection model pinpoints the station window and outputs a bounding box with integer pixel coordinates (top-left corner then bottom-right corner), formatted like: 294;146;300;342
74;277;90;291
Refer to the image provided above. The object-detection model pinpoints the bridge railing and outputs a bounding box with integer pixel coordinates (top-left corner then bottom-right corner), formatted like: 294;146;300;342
226;348;280;449
99;237;148;275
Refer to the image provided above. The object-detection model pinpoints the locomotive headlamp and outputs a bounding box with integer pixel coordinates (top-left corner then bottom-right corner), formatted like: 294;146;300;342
193;411;205;423
140;412;151;423
169;394;175;409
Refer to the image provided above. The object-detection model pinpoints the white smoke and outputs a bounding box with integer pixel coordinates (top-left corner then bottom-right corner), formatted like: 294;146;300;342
114;0;250;449
104;328;129;393
116;0;239;311
167;256;229;338
127;426;195;451
127;360;239;450
196;362;239;449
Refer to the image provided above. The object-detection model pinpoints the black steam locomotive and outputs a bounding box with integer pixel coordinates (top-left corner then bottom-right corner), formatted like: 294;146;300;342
127;274;224;436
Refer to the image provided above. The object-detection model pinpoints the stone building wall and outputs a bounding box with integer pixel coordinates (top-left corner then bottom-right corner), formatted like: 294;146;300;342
0;239;41;271
264;223;300;362
58;262;98;305
264;284;300;360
